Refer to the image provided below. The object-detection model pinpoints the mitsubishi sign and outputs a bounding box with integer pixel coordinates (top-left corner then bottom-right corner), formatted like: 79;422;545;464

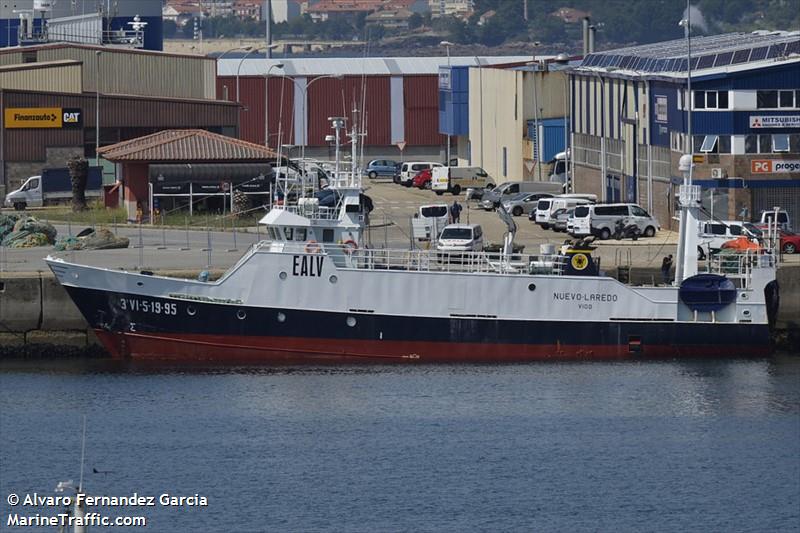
749;115;800;129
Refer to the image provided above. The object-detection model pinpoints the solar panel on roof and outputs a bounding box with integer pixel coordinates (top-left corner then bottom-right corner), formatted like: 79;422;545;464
786;41;800;54
750;46;769;60
697;54;715;69
633;57;648;70
731;49;750;64
714;51;733;66
620;56;635;69
767;44;785;58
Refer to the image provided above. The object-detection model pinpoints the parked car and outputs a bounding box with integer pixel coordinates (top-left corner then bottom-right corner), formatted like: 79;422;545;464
569;203;659;240
502;192;554;217
780;230;800;254
550;207;575;232
398;162;442;186
436;223;484;252
412;168;433;189
697;220;762;259
364;159;400;179
481;181;562;210
758;209;792;232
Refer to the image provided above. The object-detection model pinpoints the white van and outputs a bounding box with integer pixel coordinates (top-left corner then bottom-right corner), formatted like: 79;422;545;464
397;162;442;186
697;220;762;259
436;223;484;252
534;194;596;229
570;203;660;239
431;166;494;195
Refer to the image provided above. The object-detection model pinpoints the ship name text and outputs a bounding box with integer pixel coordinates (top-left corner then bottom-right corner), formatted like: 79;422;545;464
293;255;324;277
553;292;618;303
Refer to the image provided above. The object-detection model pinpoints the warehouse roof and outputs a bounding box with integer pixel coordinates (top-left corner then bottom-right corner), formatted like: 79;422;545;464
98;129;277;162
218;56;536;77
577;31;800;76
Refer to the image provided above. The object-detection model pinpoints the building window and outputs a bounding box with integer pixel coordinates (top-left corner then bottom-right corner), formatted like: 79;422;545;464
779;90;794;108
718;135;731;153
757;90;778;108
502;147;507;177
692;90;728;109
694;90;705;109
700;135;718;153
773;134;790;152
745;134;758;154
791;134;800;153
655;95;668;122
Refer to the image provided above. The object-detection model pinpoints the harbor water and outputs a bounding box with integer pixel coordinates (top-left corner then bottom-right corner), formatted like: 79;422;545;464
1;356;799;532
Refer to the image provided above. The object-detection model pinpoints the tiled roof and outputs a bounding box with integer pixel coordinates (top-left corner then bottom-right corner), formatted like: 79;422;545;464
98;129;277;162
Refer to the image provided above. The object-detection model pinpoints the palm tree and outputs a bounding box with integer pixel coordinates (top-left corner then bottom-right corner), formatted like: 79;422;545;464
67;155;89;212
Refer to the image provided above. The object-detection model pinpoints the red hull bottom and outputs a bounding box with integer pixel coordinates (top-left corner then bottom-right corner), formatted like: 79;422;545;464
94;330;772;363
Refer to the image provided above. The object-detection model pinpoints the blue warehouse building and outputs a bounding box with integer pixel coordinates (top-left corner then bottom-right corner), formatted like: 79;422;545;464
569;31;800;229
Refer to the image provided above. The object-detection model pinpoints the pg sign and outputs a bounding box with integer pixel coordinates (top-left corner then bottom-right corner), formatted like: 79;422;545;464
752;159;800;174
4;107;82;129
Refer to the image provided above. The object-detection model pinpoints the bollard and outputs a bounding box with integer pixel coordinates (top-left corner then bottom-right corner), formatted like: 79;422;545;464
181;216;190;250
203;216;212;269
138;223;144;269
158;219;167;250
112;212;117;236
228;219;238;252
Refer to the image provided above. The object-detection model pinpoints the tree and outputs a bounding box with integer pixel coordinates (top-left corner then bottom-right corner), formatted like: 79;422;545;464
67;156;90;212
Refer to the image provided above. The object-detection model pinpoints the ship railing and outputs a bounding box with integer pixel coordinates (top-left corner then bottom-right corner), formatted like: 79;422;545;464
703;249;776;288
276;205;341;221
256;241;569;275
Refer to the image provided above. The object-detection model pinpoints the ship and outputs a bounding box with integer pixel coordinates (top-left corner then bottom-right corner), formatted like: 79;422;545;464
45;115;781;362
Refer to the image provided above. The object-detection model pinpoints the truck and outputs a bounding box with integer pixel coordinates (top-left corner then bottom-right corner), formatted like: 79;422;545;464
431;166;494;196
4;167;103;210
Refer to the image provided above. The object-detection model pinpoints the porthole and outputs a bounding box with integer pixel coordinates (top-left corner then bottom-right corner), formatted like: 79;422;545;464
137;281;143;286
329;275;338;284
187;305;197;316
237;309;247;320
743;310;751;316
528;283;536;291
279;271;287;280
277;312;286;323
741;293;748;300
346;316;356;327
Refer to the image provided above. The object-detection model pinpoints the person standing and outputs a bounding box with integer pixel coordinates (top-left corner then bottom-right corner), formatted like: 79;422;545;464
661;254;673;284
450;199;462;224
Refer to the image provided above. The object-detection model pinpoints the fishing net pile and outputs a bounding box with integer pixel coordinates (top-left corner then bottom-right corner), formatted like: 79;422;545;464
0;214;20;242
54;227;129;251
1;216;57;248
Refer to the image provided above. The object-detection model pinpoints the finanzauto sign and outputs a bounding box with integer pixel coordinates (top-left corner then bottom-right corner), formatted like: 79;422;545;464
4;107;82;129
749;115;800;129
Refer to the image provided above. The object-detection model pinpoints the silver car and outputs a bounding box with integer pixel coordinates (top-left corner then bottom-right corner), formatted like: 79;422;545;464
550;207;574;232
501;192;554;217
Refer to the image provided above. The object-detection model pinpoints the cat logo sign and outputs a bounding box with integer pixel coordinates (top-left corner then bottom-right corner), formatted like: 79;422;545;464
571;253;589;270
5;107;82;129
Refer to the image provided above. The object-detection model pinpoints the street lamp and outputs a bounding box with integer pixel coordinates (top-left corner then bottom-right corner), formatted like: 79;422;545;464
95;50;101;166
277;73;344;167
526;42;543;181
440;40;453;165
264;62;284;149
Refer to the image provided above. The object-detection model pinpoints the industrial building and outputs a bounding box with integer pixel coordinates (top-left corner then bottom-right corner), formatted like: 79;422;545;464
0;43;237;202
569;31;800;227
0;0;163;50
217;56;531;161
439;58;575;183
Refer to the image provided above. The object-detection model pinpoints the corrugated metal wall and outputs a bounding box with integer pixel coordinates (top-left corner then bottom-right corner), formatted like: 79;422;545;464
0;45;216;99
0;62;82;93
3;90;238;161
307;77;390;147
404;75;444;146
219;75;402;147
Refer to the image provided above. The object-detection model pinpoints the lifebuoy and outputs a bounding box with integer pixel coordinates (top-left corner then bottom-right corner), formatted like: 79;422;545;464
343;239;358;254
305;240;322;254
